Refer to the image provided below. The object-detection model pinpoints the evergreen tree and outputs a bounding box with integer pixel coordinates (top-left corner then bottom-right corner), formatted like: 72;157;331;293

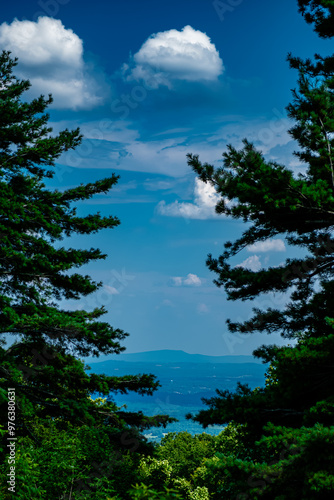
186;0;334;432
0;51;171;446
298;0;334;38
182;2;334;496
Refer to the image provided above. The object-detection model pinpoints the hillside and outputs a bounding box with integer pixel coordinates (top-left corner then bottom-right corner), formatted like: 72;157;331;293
86;349;262;364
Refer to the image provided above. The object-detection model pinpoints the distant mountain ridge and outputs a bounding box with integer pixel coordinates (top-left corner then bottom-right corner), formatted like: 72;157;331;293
87;349;263;365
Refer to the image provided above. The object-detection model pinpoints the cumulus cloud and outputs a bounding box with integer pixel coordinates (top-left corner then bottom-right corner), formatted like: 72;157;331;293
157;177;222;219
184;273;202;286
123;25;224;88
0;17;104;109
171;273;202;287
236;255;261;272
247;239;286;253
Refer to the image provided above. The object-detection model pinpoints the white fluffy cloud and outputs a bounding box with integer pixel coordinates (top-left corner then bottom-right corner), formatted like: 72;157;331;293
157;177;221;219
123;25;223;88
0;17;103;109
236;255;261;272
171;273;202;287
184;273;202;286
247;239;286;253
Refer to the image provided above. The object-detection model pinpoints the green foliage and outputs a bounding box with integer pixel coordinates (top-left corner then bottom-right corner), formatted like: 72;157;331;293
131;426;251;499
0;415;145;499
185;0;334;433
0;50;174;497
188;486;210;500
297;0;334;38
0;444;46;500
138;457;173;490
179;1;334;498
212;422;252;458
156;432;214;480
114;483;183;500
215;423;334;499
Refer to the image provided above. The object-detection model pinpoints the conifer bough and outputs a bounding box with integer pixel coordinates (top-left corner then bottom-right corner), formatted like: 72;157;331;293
0;51;172;438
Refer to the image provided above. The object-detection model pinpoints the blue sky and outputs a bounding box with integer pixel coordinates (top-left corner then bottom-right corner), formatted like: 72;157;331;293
1;0;330;356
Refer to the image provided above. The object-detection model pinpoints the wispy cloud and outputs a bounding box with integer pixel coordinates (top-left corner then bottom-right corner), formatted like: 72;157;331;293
122;25;224;89
59;109;298;183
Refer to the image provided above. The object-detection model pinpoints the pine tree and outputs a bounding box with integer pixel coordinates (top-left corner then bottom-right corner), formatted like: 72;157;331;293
0;51;171;444
298;0;334;38
183;3;334;496
186;0;334;432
